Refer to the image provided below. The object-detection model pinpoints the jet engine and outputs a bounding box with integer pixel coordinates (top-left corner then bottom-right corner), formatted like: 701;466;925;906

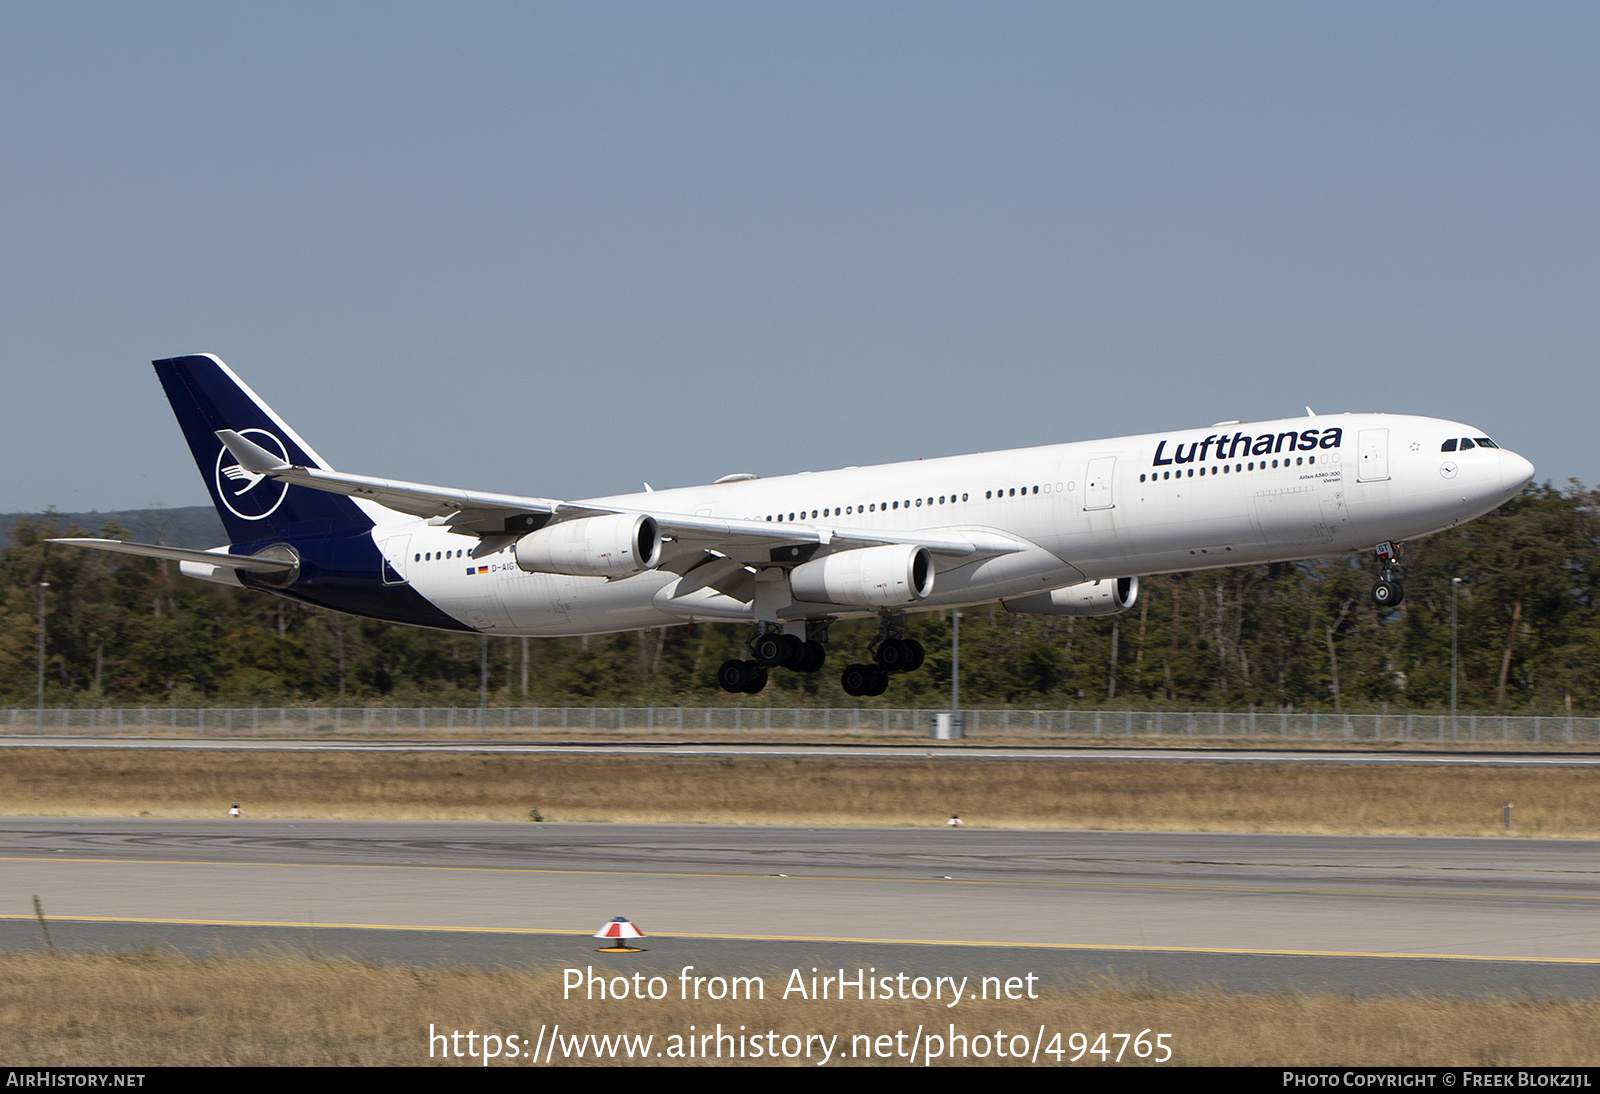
1002;576;1139;617
789;544;935;608
514;514;661;577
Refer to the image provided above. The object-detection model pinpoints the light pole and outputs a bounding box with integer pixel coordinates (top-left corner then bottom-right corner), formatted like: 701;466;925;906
1451;577;1462;740
951;608;960;719
37;582;49;730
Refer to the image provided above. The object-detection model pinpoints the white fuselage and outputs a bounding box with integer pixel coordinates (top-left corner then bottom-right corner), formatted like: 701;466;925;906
373;412;1533;636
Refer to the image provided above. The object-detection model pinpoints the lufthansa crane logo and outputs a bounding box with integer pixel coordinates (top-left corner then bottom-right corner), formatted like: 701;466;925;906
214;428;290;520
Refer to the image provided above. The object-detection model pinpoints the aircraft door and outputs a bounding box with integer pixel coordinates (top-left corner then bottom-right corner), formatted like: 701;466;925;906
1083;457;1116;510
1358;429;1390;482
380;535;411;585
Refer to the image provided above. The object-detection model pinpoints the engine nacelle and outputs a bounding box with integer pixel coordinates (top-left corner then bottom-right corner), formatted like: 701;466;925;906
514;514;661;577
1003;576;1139;617
789;544;935;608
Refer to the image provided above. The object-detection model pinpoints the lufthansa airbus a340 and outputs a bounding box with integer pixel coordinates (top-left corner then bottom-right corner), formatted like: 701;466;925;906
56;355;1535;696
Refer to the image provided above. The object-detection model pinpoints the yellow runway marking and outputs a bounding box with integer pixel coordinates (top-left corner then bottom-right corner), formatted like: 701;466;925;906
4;854;1598;904
1;912;1596;965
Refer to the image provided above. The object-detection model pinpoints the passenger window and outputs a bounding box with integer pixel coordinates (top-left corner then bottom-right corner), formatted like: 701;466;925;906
961;493;968;501
1441;439;1458;452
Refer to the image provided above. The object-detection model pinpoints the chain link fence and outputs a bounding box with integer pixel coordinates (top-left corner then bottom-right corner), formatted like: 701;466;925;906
3;705;1597;745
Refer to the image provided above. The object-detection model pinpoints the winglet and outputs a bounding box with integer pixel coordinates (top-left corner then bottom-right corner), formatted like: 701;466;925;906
217;429;293;473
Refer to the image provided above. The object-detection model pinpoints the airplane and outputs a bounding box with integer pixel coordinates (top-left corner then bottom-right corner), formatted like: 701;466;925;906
54;354;1536;697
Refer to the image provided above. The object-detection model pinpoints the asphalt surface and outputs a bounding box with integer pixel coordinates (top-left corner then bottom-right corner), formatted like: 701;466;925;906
5;820;1600;997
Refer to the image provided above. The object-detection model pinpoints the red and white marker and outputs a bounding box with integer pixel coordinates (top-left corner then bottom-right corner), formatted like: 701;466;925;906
594;916;646;953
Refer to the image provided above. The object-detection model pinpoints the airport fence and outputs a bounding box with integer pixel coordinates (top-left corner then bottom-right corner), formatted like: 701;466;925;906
3;705;1599;746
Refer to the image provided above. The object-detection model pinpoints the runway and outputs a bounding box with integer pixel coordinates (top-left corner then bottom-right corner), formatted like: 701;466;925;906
4;819;1600;996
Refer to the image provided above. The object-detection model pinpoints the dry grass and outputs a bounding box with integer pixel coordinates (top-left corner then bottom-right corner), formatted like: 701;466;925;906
1;749;1598;836
2;949;1596;1066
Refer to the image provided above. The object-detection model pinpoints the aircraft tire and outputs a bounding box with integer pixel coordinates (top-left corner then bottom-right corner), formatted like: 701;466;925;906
1371;579;1404;608
742;663;769;694
800;640;826;673
875;638;911;671
717;659;750;693
717;658;756;693
865;665;890;696
901;638;925;673
753;633;787;667
841;663;871;697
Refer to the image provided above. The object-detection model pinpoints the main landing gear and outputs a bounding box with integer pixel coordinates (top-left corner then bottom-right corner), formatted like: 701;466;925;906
715;615;931;696
840;617;926;698
1371;541;1405;609
717;627;827;694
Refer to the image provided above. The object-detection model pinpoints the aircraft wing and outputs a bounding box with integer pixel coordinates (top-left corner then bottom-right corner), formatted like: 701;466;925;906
215;429;1023;561
216;429;575;532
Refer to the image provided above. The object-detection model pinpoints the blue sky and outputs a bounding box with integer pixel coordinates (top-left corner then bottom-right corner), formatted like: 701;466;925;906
2;3;1595;513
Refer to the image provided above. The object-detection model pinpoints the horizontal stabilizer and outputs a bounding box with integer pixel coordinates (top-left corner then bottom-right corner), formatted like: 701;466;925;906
48;538;297;574
216;429;291;473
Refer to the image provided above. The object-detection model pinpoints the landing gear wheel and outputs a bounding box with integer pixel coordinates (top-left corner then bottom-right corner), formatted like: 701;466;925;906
717;659;751;693
799;640;826;673
741;663;768;694
900;638;925;673
841;663;872;697
864;665;890;697
1371;579;1404;608
875;638;912;671
752;633;788;668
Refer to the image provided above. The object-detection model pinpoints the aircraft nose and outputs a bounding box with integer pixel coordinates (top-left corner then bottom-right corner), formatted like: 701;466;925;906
1498;450;1535;494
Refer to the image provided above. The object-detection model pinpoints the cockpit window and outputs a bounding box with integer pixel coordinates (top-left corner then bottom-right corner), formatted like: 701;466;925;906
1440;438;1457;452
1474;437;1498;448
1459;438;1476;450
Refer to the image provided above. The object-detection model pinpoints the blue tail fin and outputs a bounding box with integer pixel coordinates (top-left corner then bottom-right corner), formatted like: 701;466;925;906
154;354;374;545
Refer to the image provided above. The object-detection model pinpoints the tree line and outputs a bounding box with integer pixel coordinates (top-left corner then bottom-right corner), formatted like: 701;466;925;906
2;483;1595;712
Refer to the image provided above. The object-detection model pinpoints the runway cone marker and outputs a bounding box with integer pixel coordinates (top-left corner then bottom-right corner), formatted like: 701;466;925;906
594;916;646;953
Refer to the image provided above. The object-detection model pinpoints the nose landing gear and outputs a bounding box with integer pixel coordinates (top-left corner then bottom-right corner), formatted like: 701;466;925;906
1371;541;1405;608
